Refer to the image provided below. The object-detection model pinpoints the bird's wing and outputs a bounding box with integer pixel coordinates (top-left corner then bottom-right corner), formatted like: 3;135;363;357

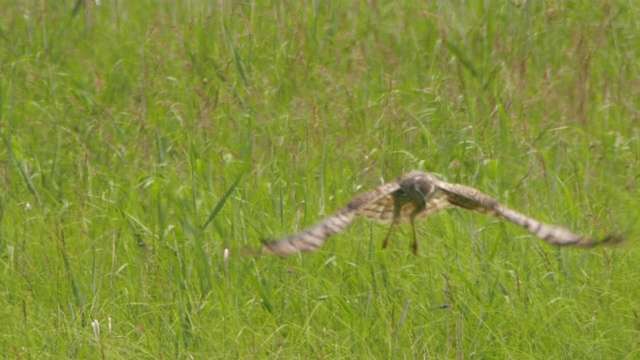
261;181;402;255
434;181;622;247
357;193;397;223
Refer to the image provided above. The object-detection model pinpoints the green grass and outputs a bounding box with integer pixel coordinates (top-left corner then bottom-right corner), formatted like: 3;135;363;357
1;0;639;358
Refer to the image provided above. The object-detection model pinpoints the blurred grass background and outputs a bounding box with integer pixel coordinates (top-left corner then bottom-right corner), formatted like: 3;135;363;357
1;0;639;358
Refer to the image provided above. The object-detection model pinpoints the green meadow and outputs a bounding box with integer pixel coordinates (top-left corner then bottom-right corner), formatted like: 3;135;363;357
2;1;639;358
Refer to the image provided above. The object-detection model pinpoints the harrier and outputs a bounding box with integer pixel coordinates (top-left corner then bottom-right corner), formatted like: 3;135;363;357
261;171;621;255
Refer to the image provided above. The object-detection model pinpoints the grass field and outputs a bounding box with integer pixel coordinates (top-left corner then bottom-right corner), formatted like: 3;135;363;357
1;0;639;358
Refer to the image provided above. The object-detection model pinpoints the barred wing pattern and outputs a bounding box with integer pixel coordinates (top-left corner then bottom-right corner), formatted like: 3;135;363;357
261;181;402;255
434;181;621;248
261;171;622;256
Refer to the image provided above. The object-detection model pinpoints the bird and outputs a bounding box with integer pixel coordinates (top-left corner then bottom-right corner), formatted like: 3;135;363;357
260;171;622;256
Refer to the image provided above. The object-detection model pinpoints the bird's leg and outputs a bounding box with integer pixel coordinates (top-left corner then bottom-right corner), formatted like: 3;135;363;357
382;196;405;250
381;220;398;249
410;215;418;255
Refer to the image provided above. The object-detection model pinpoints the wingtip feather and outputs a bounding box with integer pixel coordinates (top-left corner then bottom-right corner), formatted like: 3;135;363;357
572;233;625;248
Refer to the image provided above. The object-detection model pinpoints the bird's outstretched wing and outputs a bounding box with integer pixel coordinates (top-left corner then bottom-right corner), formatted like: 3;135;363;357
434;181;623;247
261;181;402;255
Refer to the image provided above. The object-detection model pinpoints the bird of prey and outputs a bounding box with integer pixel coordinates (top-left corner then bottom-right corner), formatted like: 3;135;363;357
260;171;622;256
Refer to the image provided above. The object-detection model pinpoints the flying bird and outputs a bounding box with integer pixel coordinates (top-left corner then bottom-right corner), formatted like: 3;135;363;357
260;171;622;256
